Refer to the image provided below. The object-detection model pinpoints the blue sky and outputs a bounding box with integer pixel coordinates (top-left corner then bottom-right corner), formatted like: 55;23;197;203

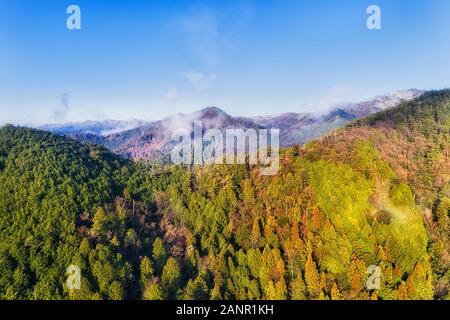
1;0;450;125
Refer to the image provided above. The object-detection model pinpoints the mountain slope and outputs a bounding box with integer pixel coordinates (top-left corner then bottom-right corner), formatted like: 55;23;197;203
0;126;134;299
138;90;448;300
304;90;450;297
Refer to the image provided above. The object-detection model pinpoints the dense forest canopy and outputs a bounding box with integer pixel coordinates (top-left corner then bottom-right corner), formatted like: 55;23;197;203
0;90;448;300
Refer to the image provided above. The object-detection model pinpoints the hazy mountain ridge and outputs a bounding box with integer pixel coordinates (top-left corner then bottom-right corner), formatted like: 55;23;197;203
39;89;424;160
39;119;149;136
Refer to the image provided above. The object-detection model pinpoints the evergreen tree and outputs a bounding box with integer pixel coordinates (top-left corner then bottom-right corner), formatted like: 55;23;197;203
144;282;165;300
305;253;320;298
140;256;154;288
92;207;108;235
152;237;167;274
162;258;181;298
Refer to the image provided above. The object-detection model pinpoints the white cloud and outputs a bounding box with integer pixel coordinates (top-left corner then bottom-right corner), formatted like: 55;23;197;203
52;93;71;121
166;88;180;101
175;7;220;67
181;71;217;92
172;4;254;68
301;84;353;113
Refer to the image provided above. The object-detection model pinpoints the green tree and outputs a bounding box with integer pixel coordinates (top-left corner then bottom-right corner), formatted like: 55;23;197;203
108;281;124;300
162;257;181;297
152;237;167;274
305;253;320;298
290;273;307;300
92;207;108;235
140;256;154;288
144;282;165;300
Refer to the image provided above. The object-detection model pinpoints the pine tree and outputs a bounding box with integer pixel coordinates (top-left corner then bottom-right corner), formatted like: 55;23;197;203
291;221;300;242
210;275;224;300
436;197;450;234
305;252;320;298
242;179;256;207
162;257;181;297
144;282;165;300
125;229;137;246
265;280;277;300
319;272;327;292
397;282;408;300
251;217;261;247
183;276;209;300
140;256;154;288
318;290;328;300
275;278;288;300
92;207;108;235
123;187;132;200
290;273;307;300
79;238;91;255
274;259;286;281
152;237;167;274
406;262;434;299
108;281;124;300
116;202;127;222
330;282;342;300
311;206;322;232
348;257;365;299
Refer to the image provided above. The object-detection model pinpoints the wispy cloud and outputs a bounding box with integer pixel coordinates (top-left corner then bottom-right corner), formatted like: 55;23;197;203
164;87;181;111
176;7;220;67
172;3;254;68
301;84;353;113
52;93;70;121
181;71;217;92
166;88;180;101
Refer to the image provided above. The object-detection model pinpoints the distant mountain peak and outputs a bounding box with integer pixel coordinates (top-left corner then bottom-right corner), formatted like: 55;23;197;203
200;106;225;113
338;88;425;118
196;106;230;119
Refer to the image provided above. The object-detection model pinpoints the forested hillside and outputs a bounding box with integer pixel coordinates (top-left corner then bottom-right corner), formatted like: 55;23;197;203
0;90;448;300
0;126;134;299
